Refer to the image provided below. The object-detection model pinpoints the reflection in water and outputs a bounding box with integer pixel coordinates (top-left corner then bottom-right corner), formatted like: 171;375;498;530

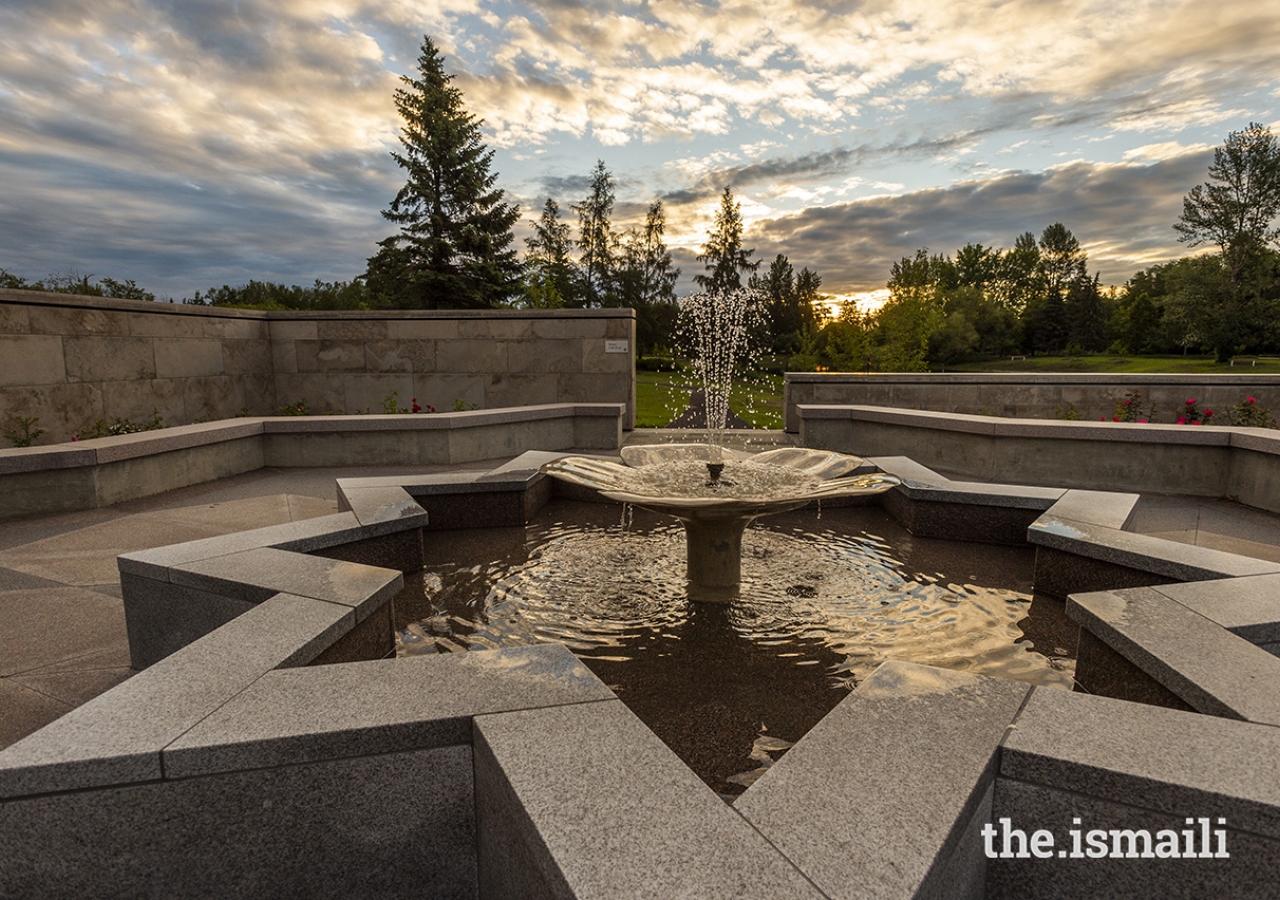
395;501;1075;795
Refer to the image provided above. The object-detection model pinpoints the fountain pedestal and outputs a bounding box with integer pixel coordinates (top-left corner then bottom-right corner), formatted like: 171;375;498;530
686;518;745;588
540;445;900;596
676;500;808;589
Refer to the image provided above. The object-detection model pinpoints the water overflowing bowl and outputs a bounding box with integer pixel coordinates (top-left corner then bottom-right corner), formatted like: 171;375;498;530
541;445;901;589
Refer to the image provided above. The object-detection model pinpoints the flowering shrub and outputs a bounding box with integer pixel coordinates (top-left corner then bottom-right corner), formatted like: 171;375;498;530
382;391;435;414
1175;398;1213;426
1113;390;1153;423
1226;397;1279;429
278;399;310;416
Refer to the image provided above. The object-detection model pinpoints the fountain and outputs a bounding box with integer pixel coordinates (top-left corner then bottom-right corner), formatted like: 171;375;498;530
542;288;900;588
398;288;1057;794
542;445;899;588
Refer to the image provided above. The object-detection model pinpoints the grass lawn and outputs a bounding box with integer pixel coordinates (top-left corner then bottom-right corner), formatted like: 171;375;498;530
946;354;1280;374
635;371;784;429
636;355;1280;429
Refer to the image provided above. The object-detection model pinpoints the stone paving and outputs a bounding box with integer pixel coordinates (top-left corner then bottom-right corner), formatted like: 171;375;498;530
0;461;500;749
4;446;1280;751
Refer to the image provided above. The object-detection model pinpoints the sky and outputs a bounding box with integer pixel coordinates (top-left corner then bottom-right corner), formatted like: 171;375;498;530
2;1;1279;307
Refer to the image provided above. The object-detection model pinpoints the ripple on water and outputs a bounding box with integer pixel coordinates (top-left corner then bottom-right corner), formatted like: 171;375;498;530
393;502;1074;795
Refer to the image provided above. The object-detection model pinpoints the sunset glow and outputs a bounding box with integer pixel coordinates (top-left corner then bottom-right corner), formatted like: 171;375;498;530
2;1;1278;298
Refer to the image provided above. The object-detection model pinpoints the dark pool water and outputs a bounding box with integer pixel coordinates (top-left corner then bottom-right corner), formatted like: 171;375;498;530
393;499;1075;795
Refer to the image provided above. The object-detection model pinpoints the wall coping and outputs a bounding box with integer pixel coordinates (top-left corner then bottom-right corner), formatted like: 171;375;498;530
785;370;1280;385
0;404;625;476
0;287;635;321
798;403;1280;454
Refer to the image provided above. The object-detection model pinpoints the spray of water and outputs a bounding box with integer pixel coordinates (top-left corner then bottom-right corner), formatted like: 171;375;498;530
677;287;764;448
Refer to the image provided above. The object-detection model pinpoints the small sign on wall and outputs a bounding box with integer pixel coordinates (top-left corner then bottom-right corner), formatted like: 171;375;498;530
605;339;629;354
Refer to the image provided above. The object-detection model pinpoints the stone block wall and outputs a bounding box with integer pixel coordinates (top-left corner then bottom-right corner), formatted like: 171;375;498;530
784;372;1280;432
0;290;273;443
0;289;636;444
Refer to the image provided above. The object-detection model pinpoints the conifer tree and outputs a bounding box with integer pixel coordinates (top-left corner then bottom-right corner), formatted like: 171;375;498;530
695;187;757;292
618;200;680;354
573;160;618;306
521;198;578;308
366;36;521;309
619;200;679;307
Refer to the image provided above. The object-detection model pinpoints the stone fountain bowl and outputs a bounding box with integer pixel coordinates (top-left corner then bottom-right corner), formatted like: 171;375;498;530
540;445;901;589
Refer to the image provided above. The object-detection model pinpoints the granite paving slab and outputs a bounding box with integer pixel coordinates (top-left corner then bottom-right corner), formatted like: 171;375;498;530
735;660;1031;900
0;567;62;592
11;666;133;708
999;686;1280;838
116;512;365;579
474;698;825;900
1148;574;1280;644
1068;587;1280;723
165;643;614;777
134;495;300;532
0;592;353;797
0;587;128;677
0;517;227;585
1029;515;1280;580
0;679;71;748
168;546;402;620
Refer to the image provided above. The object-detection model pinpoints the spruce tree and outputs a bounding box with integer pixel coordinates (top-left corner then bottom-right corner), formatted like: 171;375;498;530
619;200;679;307
695;187;757;292
366;36;521;309
618;200;680;354
573;161;618;307
521;198;578;308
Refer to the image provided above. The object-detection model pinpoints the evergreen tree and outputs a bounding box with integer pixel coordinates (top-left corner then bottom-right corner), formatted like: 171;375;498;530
695;187;758;291
1020;223;1089;354
751;254;822;355
521;198;578;308
573;160;619;306
1065;274;1109;352
618;200;680;354
366;36;521;309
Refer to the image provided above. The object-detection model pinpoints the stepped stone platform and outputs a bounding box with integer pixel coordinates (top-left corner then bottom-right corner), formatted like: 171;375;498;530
3;414;1280;897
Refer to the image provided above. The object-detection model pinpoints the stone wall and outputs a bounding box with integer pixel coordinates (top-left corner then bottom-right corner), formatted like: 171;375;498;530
783;372;1280;433
0;289;636;444
799;404;1280;513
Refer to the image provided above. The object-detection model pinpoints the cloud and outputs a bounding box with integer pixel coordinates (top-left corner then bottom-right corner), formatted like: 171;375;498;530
747;151;1214;293
429;0;1280;149
0;0;1275;300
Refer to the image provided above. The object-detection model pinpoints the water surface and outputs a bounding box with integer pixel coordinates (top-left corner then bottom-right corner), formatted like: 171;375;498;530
395;500;1074;795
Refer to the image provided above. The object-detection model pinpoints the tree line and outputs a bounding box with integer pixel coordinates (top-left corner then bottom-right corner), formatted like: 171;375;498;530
815;122;1280;370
